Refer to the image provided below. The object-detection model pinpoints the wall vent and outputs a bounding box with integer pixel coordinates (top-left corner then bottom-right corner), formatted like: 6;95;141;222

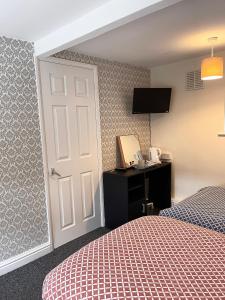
185;70;204;91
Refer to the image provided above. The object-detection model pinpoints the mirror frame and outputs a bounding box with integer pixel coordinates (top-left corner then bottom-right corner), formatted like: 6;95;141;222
117;134;142;168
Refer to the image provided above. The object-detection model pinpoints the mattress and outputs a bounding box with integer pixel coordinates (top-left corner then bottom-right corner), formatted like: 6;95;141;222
160;186;225;233
42;216;225;300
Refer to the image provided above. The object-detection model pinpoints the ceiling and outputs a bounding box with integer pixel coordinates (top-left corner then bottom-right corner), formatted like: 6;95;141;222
70;0;225;68
0;0;110;41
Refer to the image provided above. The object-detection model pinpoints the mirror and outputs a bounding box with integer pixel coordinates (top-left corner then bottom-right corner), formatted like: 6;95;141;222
117;135;143;168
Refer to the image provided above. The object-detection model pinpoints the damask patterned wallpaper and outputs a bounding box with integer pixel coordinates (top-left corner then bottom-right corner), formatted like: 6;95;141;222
0;36;48;261
54;51;151;170
0;41;150;262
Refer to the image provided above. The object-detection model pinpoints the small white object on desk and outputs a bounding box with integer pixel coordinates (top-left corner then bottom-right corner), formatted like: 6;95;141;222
160;152;172;162
134;160;159;169
149;147;161;163
137;159;145;169
146;160;160;167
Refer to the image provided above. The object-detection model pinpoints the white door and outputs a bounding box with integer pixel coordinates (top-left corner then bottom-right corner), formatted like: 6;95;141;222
39;59;102;248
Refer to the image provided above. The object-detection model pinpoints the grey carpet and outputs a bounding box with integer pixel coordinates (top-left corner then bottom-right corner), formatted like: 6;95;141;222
0;227;110;300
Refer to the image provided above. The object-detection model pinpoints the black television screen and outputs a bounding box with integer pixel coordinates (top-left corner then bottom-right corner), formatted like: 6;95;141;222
132;88;171;113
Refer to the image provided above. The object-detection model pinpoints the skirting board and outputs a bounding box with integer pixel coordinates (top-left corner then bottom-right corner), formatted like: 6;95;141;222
0;241;52;276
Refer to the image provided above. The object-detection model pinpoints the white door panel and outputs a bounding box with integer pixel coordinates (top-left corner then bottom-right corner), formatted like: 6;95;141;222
40;60;102;248
53;105;71;161
81;171;95;220
74;77;89;98
76;105;91;157
50;74;67;96
58;176;75;228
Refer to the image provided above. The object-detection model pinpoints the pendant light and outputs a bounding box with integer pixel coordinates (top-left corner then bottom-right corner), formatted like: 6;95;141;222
201;37;223;80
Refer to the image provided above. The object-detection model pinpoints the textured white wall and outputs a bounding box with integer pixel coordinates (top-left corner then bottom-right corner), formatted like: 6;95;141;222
151;52;225;202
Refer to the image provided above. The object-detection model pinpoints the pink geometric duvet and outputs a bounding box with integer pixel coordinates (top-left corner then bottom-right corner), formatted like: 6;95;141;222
42;216;225;300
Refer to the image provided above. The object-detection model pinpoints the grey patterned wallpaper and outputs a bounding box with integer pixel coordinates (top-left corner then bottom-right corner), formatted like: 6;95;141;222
54;51;151;170
0;36;48;261
0;41;150;263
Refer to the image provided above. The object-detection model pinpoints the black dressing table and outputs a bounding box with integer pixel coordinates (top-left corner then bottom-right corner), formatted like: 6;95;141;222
103;162;171;229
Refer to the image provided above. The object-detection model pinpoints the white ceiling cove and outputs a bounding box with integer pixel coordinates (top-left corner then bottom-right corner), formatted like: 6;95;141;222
0;0;109;41
70;0;225;67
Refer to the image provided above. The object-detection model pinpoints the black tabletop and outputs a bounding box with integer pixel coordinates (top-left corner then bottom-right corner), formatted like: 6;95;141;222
104;162;171;177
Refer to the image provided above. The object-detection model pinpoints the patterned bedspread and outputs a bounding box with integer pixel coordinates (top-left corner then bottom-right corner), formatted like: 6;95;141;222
43;216;225;300
160;186;225;233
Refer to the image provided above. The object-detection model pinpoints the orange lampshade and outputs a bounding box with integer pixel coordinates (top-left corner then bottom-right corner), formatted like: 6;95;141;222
201;56;223;80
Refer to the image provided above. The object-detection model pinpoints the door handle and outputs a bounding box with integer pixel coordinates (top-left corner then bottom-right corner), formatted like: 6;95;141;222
51;168;62;178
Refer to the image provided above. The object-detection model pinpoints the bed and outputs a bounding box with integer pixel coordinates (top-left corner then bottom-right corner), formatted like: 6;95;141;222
42;216;225;299
160;186;225;234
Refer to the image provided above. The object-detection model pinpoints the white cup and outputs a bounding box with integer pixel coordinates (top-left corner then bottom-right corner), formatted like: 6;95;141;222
138;159;145;168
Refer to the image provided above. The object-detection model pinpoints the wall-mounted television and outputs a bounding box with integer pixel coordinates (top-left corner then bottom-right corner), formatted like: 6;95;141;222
132;88;172;114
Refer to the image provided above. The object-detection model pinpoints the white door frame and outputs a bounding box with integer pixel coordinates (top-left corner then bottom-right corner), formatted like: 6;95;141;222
35;57;105;249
